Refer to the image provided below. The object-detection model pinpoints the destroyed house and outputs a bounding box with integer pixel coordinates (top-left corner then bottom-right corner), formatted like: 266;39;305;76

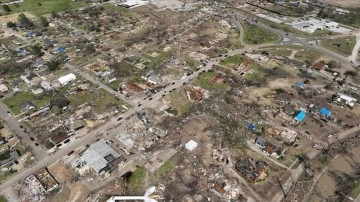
34;168;59;192
49;132;69;146
235;158;268;182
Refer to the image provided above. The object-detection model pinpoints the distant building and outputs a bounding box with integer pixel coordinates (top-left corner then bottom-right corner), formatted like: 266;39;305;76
33;167;59;192
312;61;326;71
280;130;298;144
235;157;268;182
255;137;284;158
27;72;38;81
58;73;76;86
106;74;117;83
0;150;20;165
80;139;122;174
333;92;357;107
49;132;69;147
40;81;52;90
319;107;331;117
294;110;306;122
0;84;8;93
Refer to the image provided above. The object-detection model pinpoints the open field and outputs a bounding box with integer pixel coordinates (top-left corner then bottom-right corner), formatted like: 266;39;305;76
128;166;147;195
0;12;35;24
294;49;322;64
8;0;88;16
318;0;360;8
321;36;356;57
242;22;279;44
0;195;7;202
3;91;51;115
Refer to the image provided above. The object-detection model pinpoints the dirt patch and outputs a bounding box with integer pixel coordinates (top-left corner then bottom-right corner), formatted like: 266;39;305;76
0;12;35;24
48;162;72;183
68;182;90;202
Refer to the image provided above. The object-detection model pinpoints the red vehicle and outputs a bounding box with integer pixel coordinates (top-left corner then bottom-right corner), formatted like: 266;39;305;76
67;150;75;156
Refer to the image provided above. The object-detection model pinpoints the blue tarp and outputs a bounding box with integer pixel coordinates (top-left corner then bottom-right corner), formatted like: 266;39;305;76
58;47;66;53
17;48;26;54
294;111;306;122
320;107;331;117
28;31;35;37
248;123;255;130
294;81;305;88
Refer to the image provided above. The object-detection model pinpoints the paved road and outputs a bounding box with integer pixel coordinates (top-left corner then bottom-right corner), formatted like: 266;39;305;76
0;57;216;191
0;102;47;160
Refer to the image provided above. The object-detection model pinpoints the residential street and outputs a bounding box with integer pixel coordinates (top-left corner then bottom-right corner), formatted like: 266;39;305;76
0;102;47;160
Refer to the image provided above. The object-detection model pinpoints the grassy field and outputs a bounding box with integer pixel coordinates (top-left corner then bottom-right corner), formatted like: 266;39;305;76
220;54;245;69
242;22;279;44
67;88;129;112
0;195;6;202
194;71;229;92
245;63;266;84
128;167;147;195
155;154;181;179
350;184;360;198
294;49;322;65
8;0;87;16
166;90;192;114
321;36;356;56
3;91;51;115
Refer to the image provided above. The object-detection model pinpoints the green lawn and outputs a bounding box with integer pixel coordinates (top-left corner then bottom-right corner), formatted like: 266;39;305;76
0;195;7;202
128;167;147;195
67;88;129;112
245;63;266;84
194;71;229;92
350;184;360;198
3;91;51;115
242;22;279;44
166;90;192;114
294;49;322;65
8;0;88;16
220;54;245;68
155;154;180;179
321;36;356;57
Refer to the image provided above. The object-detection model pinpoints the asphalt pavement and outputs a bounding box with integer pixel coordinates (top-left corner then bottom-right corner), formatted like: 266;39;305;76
0;102;47;160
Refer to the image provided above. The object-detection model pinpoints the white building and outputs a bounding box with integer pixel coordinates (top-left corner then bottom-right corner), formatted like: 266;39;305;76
0;84;8;93
58;73;76;86
336;92;357;107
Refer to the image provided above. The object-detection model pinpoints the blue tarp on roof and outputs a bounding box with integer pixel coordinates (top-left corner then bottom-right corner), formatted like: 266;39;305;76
28;31;35;37
248;123;255;130
294;81;305;88
17;48;26;54
320;107;331;117
58;47;66;53
294;111;306;122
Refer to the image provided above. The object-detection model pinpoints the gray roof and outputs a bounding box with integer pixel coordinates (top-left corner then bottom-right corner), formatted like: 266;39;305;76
80;139;120;173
